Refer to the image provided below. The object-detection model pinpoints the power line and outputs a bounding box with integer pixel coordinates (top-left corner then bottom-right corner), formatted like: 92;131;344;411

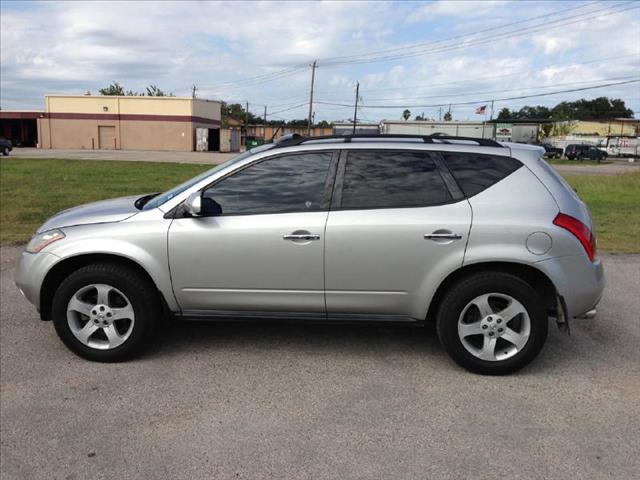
184;2;636;94
314;78;640;109
323;75;640;104
317;1;602;64
314;53;640;96
319;2;637;67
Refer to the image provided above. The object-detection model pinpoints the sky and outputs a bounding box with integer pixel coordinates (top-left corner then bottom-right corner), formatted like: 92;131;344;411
1;0;639;122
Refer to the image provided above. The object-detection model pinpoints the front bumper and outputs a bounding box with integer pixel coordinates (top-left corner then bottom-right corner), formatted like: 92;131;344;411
14;250;60;310
536;254;604;318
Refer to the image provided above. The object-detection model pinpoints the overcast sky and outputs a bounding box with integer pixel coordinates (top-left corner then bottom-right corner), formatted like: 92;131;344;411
1;0;639;122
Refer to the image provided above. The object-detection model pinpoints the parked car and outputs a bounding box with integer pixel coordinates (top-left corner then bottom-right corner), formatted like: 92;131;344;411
540;143;563;159
0;136;12;156
565;144;608;161
15;134;604;374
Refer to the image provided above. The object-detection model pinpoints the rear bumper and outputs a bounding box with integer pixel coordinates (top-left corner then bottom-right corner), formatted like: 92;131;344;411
535;254;604;318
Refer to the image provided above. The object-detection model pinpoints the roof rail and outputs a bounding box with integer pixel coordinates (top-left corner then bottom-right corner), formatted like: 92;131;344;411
273;133;504;148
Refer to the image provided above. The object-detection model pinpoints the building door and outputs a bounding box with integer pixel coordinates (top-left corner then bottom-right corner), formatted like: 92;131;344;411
230;129;240;152
208;128;220;151
98;126;116;149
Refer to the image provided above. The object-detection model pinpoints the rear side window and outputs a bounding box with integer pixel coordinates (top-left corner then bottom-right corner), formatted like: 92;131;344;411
442;152;522;197
340;151;452;209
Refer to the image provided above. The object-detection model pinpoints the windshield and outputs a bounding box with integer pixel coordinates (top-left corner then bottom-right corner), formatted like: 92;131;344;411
142;145;274;211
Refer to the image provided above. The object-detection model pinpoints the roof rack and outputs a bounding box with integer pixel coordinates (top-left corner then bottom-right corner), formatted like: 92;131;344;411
273;133;504;148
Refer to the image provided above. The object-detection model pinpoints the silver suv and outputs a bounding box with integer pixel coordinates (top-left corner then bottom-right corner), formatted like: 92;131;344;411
15;134;604;374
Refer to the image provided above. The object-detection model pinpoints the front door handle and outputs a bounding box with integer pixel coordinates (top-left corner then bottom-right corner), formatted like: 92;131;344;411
283;234;321;241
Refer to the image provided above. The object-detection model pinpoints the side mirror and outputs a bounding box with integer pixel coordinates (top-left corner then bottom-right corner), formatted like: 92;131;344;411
184;191;202;216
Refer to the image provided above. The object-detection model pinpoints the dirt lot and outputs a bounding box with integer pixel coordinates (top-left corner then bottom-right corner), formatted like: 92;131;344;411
1;245;639;480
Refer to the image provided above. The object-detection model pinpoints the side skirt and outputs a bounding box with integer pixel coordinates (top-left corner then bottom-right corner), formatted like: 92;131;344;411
175;309;420;324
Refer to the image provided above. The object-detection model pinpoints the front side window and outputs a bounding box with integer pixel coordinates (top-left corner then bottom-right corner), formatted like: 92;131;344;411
202;152;333;216
340;150;452;210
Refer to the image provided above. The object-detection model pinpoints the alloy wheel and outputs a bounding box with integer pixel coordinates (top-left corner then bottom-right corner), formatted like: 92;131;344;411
457;293;531;362
66;283;135;350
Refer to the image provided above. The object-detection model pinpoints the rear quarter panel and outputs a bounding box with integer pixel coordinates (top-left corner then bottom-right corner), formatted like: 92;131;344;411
464;166;584;266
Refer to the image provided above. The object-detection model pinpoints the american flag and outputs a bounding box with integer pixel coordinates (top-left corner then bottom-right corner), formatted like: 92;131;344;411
475;105;487;114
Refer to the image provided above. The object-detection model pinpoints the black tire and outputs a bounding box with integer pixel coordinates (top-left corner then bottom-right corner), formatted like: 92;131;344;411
436;271;548;375
52;263;160;362
2;147;8;156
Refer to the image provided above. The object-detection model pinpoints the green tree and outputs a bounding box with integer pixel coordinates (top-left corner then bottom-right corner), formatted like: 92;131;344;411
496;107;511;120
145;85;173;96
443;111;452;121
539;123;554;139
99;82;126;96
402;109;411;120
221;102;260;124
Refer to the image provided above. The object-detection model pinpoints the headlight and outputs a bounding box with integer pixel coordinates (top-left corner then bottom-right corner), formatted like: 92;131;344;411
26;229;66;253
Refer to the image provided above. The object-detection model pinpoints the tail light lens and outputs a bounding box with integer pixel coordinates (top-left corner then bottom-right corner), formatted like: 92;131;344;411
553;213;596;261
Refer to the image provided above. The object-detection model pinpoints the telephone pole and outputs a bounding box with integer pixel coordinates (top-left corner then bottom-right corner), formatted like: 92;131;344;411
352;81;360;135
263;105;267;141
244;101;249;149
191;85;198;98
307;60;317;136
490;100;495;120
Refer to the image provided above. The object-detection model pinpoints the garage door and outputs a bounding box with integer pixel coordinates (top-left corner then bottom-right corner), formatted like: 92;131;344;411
98;126;116;149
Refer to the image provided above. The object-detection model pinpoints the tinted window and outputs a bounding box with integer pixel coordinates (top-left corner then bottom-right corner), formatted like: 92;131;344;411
340;151;452;209
202;152;332;215
442;152;521;197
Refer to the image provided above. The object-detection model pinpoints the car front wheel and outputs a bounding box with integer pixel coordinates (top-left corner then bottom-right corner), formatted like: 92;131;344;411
436;271;548;375
52;263;159;362
2;147;9;156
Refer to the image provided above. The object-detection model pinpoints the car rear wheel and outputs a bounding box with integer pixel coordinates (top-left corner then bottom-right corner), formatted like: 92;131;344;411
436;271;548;375
52;263;159;362
2;147;9;156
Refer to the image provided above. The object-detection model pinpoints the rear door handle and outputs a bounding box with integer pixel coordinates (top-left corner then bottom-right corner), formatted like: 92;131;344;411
283;234;321;241
424;232;462;240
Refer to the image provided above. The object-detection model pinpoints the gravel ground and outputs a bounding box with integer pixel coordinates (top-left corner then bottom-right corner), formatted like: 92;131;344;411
8;148;639;174
553;162;640;176
1;245;639;480
8;147;236;164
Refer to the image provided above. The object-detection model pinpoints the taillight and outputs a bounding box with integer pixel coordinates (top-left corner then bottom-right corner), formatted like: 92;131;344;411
553;213;596;261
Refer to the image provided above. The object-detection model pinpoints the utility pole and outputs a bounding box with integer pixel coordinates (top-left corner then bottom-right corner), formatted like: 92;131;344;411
307;60;317;136
245;101;249;149
352;81;360;135
263;105;267;141
439;107;442;121
191;85;198;98
490;100;494;120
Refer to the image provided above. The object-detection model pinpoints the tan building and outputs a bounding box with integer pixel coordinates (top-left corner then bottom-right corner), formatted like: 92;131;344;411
37;95;221;151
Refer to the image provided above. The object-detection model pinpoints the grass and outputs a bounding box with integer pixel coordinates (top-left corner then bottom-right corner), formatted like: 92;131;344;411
1;158;210;243
1;157;639;252
563;172;640;253
547;158;610;166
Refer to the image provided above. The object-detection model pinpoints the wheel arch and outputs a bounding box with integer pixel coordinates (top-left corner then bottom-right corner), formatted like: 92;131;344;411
39;253;171;321
425;261;558;322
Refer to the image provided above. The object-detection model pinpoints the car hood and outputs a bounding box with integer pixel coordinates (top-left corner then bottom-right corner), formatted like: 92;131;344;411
37;195;141;233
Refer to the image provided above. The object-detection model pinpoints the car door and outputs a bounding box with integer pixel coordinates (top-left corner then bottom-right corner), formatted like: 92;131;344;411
168;151;337;315
324;149;471;320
